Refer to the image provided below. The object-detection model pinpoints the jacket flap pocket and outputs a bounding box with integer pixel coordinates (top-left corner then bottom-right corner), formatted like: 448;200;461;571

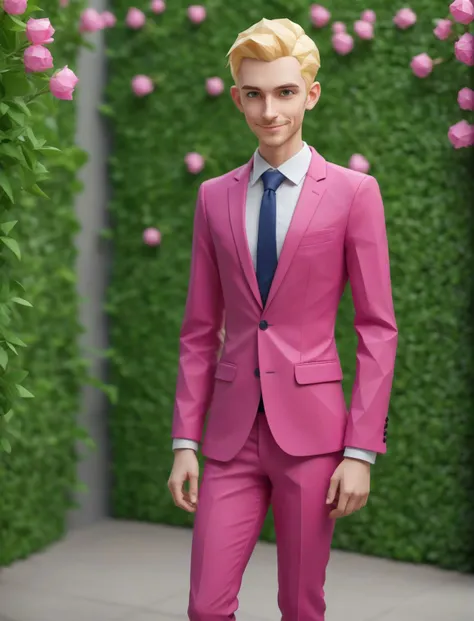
294;360;343;385
300;228;335;246
215;361;237;382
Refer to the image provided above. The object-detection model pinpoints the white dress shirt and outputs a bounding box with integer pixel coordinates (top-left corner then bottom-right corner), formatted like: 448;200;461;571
173;142;377;465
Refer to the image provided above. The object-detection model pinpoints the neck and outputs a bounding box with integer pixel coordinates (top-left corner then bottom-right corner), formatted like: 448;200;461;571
257;131;304;169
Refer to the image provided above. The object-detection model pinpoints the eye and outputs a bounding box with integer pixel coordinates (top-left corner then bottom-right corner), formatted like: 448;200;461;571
280;89;295;96
246;91;259;98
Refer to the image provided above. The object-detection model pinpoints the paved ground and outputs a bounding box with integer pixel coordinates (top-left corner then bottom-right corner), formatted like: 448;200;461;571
0;519;472;621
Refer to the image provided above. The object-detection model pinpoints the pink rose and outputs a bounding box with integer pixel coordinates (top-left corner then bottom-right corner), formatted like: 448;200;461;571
206;77;224;96
131;75;154;97
151;0;166;14
455;32;474;66
26;17;55;45
449;0;474;25
448;119;474;148
187;5;206;24
361;10;376;23
310;4;331;28
349;154;370;173
101;11;116;28
79;8;104;33
433;18;452;40
332;32;354;55
354;20;374;40
126;8;146;29
332;21;346;34
143;227;161;246
49;65;79;100
3;0;27;15
410;53;433;78
393;8;417;29
24;44;53;73
185;152;205;174
458;87;474;110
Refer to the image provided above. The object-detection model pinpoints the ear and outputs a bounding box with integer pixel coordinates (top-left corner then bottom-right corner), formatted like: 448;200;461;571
305;82;321;111
230;85;244;113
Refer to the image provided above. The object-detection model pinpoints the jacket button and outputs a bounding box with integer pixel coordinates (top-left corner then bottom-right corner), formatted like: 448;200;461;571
254;368;260;378
259;320;268;330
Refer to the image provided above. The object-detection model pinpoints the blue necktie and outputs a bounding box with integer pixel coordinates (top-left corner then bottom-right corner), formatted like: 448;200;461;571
256;169;286;306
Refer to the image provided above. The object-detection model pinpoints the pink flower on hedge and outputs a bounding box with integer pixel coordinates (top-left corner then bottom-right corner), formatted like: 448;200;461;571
3;0;27;15
79;8;104;32
101;11;116;28
449;0;474;25
393;8;417;29
143;227;161;246
361;9;376;23
310;4;331;28
433;18;452;40
126;8;146;29
332;21;346;34
332;32;354;55
455;32;474;66
151;0;166;14
24;45;53;73
458;87;474;110
206;77;224;96
49;66;79;100
354;20;374;40
185;152;205;174
349;154;370;173
59;0;69;7
188;5;206;24
131;75;154;96
448;119;474;148
26;18;55;45
410;53;433;78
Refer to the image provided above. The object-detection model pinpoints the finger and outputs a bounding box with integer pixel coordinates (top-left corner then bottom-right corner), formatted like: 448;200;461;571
343;496;359;516
188;474;199;504
326;477;340;505
330;492;349;519
170;482;195;513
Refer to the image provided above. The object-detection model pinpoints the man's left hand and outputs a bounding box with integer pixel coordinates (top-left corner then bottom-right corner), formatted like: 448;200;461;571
326;457;371;519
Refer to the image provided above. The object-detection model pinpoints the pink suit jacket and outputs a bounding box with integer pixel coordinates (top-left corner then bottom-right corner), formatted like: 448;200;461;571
172;146;398;462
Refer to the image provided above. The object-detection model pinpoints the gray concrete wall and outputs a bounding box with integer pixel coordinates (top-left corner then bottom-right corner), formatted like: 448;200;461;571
68;0;111;529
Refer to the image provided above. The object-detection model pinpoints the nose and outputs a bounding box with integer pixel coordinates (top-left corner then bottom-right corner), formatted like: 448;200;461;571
261;97;278;122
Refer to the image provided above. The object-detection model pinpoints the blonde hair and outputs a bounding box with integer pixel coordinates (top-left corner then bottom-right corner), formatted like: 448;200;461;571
226;18;321;92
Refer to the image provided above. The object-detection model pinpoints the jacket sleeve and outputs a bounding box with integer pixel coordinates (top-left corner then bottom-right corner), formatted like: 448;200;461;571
344;175;398;454
171;182;225;443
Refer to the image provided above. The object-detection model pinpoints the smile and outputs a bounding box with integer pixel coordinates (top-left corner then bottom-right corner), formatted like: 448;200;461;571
260;124;286;131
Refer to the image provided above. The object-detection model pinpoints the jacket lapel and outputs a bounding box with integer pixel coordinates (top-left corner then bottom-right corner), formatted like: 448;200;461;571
228;145;328;312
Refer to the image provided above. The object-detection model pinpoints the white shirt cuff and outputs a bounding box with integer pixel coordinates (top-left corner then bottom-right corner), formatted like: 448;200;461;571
172;438;199;452
343;447;377;464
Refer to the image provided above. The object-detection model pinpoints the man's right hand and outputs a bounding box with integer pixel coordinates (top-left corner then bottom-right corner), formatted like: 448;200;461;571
167;449;200;513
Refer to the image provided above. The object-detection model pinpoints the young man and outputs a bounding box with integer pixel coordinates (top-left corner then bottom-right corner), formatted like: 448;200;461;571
168;17;398;621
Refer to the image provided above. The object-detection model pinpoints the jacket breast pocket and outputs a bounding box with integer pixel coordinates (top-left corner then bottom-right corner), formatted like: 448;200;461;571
299;228;336;247
215;361;237;382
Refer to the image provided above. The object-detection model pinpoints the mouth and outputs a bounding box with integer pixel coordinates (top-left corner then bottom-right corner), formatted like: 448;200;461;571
260;124;286;131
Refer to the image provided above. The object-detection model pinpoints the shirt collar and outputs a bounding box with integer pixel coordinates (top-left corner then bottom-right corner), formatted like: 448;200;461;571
250;141;312;187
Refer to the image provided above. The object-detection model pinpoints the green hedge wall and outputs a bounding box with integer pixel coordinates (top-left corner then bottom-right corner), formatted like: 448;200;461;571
0;0;89;566
105;0;474;571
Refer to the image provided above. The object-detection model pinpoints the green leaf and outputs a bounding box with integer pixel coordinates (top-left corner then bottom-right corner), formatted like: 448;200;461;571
0;348;8;370
3;72;32;97
11;297;33;307
4;410;14;423
0;221;17;235
0;103;9;116
0;142;27;165
4;334;26;348
1;439;12;454
11;98;31;117
0;170;14;202
7;15;27;31
1;237;21;260
16;385;34;399
6;107;24;125
27;184;49;199
5;342;18;355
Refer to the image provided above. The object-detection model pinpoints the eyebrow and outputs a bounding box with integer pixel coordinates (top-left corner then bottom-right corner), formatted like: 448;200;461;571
241;83;300;91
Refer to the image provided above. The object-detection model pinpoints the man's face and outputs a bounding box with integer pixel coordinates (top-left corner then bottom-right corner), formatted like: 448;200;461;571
230;56;320;149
